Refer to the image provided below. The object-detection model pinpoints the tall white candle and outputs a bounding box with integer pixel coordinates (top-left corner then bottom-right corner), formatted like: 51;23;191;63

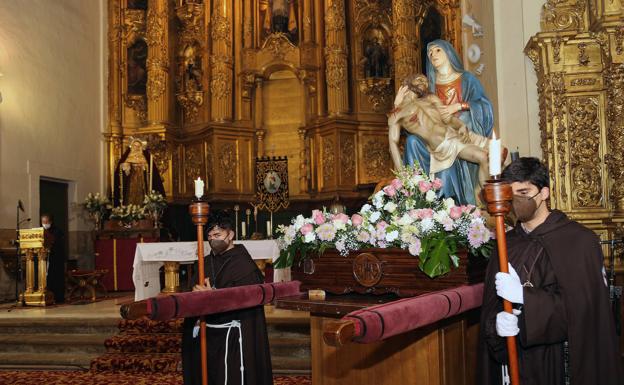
241;221;246;238
489;131;501;176
149;154;154;193
266;220;272;237
194;177;204;199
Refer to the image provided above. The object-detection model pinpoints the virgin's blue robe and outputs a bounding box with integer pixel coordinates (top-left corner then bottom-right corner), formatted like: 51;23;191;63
403;39;494;205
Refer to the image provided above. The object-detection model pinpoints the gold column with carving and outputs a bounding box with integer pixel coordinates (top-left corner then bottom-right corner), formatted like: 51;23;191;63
162;261;181;293
324;0;349;116
392;0;420;90
146;0;172;128
210;0;233;122
525;0;624;238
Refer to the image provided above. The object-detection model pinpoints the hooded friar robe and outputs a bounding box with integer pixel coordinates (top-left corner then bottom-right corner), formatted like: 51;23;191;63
478;210;623;385
182;245;273;385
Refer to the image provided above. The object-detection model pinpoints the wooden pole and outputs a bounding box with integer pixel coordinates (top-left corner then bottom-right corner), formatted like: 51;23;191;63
484;179;521;385
189;200;210;385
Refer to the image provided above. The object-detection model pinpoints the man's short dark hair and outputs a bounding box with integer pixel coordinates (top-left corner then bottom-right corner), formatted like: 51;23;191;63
41;213;54;222
206;210;234;233
501;157;550;190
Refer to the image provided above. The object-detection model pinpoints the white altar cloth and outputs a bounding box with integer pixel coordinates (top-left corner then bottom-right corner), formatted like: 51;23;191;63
132;240;290;301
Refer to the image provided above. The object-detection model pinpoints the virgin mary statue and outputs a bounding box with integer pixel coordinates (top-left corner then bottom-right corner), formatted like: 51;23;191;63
403;39;494;205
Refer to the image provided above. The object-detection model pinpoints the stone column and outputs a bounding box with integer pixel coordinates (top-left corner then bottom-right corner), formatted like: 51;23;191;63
324;0;349;116
392;0;420;91
146;0;172;127
210;0;233;122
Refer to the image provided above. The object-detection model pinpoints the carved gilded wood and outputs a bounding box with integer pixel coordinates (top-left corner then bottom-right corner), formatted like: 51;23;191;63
525;0;624;238
106;0;462;205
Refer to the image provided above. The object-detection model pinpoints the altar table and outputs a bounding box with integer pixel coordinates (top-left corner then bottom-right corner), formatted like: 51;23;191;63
132;240;290;301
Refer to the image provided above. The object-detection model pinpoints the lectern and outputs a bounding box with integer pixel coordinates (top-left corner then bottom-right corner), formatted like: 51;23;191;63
19;228;54;306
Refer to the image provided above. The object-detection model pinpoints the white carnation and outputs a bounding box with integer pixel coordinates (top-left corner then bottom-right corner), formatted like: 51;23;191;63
420;218;435;233
361;204;372;213
293;215;305;230
304;232;316;243
369;211;381;223
425;190;437;202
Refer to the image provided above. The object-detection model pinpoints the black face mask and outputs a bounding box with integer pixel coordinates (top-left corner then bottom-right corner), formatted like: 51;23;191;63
209;239;229;255
512;191;542;223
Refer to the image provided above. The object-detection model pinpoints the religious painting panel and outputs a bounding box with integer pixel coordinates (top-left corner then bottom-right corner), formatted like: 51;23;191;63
210;135;255;196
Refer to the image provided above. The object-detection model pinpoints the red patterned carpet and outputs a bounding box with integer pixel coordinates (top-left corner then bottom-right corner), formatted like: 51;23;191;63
0;370;311;385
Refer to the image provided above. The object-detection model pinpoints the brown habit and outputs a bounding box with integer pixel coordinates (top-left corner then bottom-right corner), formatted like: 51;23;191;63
182;245;273;385
479;210;623;385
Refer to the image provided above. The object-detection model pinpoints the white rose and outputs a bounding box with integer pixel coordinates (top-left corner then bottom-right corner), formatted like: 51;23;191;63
425;190;437;202
385;230;399;242
383;201;397;213
294;215;305;230
361;204;372;213
369;211;381;223
304;232;316;243
443;198;455;210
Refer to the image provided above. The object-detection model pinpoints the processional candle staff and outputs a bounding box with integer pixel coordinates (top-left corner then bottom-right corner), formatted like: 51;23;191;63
149;154;154;193
190;177;209;385
484;132;520;385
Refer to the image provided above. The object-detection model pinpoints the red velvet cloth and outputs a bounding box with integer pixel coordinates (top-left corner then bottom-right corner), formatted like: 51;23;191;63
343;283;484;343
95;238;157;291
145;281;302;321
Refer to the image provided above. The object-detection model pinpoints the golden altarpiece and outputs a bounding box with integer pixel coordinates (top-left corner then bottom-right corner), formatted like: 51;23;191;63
105;0;462;208
525;0;624;242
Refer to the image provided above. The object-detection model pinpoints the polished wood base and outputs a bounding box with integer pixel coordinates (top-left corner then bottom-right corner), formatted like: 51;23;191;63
310;311;479;385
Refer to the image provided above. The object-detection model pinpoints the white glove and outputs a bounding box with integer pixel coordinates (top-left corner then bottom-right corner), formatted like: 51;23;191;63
496;309;522;337
495;263;524;304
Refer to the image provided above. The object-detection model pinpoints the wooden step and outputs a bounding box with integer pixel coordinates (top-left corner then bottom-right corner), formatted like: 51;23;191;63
0;333;108;354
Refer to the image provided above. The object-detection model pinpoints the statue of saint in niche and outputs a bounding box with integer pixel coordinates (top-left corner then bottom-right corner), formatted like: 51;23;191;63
113;138;166;206
181;46;202;93
260;0;298;43
362;30;389;78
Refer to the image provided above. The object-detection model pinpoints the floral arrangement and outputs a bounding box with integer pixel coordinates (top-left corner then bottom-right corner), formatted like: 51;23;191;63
143;190;167;228
110;204;146;227
143;191;167;213
82;193;112;216
275;165;493;278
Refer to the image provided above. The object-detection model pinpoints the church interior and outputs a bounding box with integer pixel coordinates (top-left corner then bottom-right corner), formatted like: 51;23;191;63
0;0;623;384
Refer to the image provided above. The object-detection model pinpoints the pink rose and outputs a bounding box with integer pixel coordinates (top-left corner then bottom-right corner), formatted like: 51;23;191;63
383;185;396;197
408;209;419;219
351;214;364;227
449;206;463;220
390;178;403;190
462;204;476;213
332;213;349;224
432;178;443;190
416;208;434;219
312;209;325;225
418;181;432;193
300;223;313;235
376;221;388;230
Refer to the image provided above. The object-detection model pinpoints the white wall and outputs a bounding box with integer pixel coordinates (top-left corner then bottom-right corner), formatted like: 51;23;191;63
0;0;106;230
492;0;544;159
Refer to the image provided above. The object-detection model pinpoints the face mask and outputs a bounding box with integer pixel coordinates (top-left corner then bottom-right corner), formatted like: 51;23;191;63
42;224;51;230
512;191;542;223
209;239;229;255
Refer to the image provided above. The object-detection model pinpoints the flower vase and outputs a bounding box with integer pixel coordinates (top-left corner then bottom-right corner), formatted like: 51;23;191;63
151;211;161;229
92;213;102;231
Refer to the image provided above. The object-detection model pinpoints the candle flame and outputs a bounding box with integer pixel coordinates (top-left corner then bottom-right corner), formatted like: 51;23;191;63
492;130;497;140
